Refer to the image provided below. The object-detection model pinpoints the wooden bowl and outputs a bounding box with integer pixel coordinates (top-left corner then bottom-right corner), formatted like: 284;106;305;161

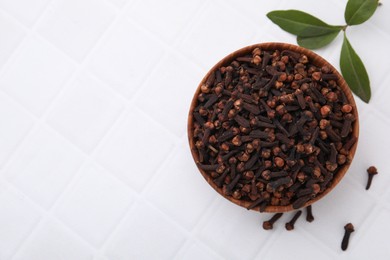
188;42;359;213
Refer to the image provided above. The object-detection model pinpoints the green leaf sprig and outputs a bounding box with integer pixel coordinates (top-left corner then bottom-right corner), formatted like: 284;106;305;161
267;0;380;103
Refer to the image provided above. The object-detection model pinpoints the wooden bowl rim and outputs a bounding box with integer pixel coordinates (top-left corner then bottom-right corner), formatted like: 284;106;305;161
187;42;359;213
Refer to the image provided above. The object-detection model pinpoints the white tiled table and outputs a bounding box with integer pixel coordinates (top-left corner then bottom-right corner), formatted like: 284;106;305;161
0;0;389;259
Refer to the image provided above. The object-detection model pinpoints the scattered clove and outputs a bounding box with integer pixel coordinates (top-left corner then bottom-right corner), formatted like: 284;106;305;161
263;213;283;230
306;205;314;222
366;166;378;190
341;223;355;251
285;210;302;230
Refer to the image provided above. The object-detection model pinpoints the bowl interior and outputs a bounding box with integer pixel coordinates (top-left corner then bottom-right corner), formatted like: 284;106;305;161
188;42;359;213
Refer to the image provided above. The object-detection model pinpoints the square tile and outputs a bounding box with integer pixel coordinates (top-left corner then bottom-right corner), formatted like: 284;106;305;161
13;218;92;260
261;231;334;260
367;1;390;36
106;0;130;8
38;0;115;61
344;24;390;103
223;0;284;24
87;18;164;99
5;125;84;209
47;73;124;152
348;208;390;258
145;144;216;230
196;199;273;260
135;53;203;137
0;0;51;26
127;0;204;43
0;36;75;116
301;181;375;251
374;74;390;114
0;186;41;259
95;106;174;191
178;1;256;68
174;240;223;260
343;110;388;196
0;92;34;168
104;202;186;260
0;12;26;69
54;163;135;247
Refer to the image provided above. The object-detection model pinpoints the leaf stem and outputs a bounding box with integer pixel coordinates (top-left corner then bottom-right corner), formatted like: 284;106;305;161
342;25;348;31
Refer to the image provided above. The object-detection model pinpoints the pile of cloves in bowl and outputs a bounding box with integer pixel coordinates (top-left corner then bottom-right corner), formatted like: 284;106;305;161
192;47;357;210
190;46;377;251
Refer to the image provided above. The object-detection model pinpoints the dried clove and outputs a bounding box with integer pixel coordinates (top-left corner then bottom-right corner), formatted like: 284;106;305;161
263;213;283;230
306;205;314;222
285;210;302;230
366;166;378;190
341;223;355;251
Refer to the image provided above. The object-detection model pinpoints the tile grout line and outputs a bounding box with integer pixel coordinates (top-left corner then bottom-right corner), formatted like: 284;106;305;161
349;204;383;248
90;142;186;252
367;13;390;40
0;0;56;79
183;199;238;258
0;110;35;171
377;179;390;208
1;183;48;259
300;197;377;255
1;0;186;153
95;198;140;255
253;228;286;259
217;0;266;28
8;162;100;256
296;227;339;258
0;0;136;170
7;154;139;258
170;198;221;259
5;182;100;259
25;0;190;252
0;8;28;70
136;139;180;195
171;236;225;260
0;0;75;171
187;197;221;234
123;9;210;72
93;139;220;255
2;68;174;259
0;65;79;172
97;196;194;257
171;213;223;260
0;0;62;171
169;0;209;49
1;0;135;119
131;104;182;144
3;0;144;256
4;181;100;258
84;52;184;140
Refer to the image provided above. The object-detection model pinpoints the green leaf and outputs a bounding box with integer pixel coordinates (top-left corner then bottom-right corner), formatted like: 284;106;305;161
267;10;343;37
340;33;371;103
345;0;378;25
297;30;341;49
